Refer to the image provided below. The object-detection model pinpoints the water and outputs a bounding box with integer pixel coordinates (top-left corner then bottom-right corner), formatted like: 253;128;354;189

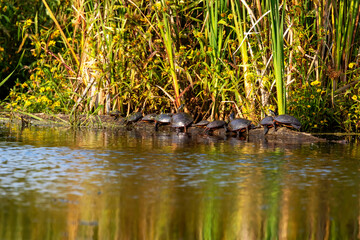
0;125;359;239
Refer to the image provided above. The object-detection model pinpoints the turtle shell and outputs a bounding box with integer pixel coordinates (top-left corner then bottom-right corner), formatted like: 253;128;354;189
206;120;226;129
228;118;252;138
204;120;227;134
274;114;301;130
155;113;172;124
194;120;210;127
260;116;274;126
260;116;274;135
126;112;143;122
171;112;193;132
228;118;252;132
142;113;157;122
109;110;122;120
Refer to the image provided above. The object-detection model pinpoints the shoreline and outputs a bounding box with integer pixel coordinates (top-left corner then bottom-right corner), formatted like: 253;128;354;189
0;112;341;144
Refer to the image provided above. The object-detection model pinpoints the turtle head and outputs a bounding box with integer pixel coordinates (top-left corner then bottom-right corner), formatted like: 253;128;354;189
229;112;236;121
268;109;276;117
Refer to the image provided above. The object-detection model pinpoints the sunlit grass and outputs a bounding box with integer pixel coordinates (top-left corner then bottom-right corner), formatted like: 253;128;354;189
269;0;286;115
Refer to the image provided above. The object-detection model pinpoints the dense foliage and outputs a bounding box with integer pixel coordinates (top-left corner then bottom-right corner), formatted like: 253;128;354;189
1;0;360;132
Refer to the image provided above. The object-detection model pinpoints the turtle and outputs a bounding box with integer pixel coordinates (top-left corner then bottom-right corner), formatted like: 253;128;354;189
171;112;193;133
204;120;227;134
109;110;122;120
154;113;172;131
142;113;157;122
259;116;274;135
228;113;252;137
125;112;143;125
193;120;210;128
269;110;301;131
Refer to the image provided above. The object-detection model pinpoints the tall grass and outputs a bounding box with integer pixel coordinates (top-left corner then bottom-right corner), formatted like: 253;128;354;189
230;0;252;118
269;0;286;115
203;0;229;120
332;0;360;104
154;0;181;110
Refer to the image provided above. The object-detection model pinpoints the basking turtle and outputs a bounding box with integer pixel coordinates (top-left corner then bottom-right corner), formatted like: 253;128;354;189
171;113;193;133
204;120;227;134
228;113;252;137
109;110;122;120
171;112;193;133
142;113;157;122
193;120;210;128
154;113;172;131
125;112;142;125
269;110;301;131
260;116;274;135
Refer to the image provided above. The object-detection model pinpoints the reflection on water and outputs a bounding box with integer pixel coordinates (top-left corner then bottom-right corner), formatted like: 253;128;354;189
0;125;359;239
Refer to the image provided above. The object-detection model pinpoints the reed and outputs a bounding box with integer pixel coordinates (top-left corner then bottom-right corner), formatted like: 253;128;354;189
41;0;79;67
154;0;181;110
332;0;360;103
203;0;228;120
230;0;264;120
269;0;286;115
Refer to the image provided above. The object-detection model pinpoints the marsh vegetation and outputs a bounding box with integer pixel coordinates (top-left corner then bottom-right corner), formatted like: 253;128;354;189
1;0;360;133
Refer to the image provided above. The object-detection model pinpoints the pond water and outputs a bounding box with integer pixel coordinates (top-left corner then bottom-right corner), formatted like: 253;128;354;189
0;125;359;239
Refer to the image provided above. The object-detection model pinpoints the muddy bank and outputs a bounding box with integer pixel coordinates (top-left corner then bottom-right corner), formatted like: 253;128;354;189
0;112;334;144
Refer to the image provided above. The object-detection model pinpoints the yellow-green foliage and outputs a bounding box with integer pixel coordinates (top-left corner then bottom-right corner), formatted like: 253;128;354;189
3;0;360;132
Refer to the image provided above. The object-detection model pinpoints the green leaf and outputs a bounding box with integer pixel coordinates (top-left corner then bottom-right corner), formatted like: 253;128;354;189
0;50;25;88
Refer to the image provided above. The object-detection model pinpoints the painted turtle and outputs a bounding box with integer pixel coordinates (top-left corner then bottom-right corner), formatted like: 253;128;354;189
142;113;157;122
228;113;252;137
154;113;172;131
171;112;193;133
109;110;122;120
260;116;274;135
193;120;210;128
269;110;301;131
125;112;142;125
204;120;227;134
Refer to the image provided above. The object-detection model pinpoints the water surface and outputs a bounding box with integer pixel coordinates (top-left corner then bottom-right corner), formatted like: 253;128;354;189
0;125;359;239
